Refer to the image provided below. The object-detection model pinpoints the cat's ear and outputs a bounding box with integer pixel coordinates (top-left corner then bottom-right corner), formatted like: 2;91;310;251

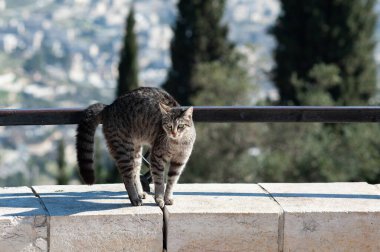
159;103;171;115
182;107;193;119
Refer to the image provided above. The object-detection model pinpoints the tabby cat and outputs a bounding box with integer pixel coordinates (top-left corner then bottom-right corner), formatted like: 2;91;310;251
76;87;196;207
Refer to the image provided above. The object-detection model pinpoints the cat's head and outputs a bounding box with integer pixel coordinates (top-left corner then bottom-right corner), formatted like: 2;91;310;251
159;103;193;140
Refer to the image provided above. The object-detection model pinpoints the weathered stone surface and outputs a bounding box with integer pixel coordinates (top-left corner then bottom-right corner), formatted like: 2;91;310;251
32;184;163;252
164;183;282;252
260;182;380;252
0;186;48;252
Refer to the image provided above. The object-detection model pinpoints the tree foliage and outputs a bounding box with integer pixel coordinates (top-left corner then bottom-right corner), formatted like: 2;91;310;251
261;1;380;183
56;139;69;185
117;7;138;97
183;55;257;182
255;123;380;183
163;0;257;182
106;7;140;183
162;0;232;105
272;0;377;105
94;136;110;183
257;54;380;183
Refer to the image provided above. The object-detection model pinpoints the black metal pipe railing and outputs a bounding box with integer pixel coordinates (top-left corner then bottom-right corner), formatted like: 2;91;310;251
191;106;380;123
2;106;380;192
0;106;380;125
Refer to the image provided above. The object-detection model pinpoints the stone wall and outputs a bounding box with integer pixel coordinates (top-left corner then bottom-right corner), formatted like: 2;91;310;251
1;183;380;252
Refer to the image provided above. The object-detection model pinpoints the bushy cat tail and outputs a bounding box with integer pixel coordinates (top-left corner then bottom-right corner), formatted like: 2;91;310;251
76;103;106;185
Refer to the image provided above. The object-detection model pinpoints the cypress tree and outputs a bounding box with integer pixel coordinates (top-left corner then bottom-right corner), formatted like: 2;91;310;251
183;58;257;183
107;7;139;183
164;1;256;182
271;0;377;105
117;7;138;97
94;136;110;183
162;0;233;105
56;139;69;185
261;0;380;183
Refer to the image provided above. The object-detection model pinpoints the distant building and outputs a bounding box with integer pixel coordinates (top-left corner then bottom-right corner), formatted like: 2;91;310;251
0;0;5;11
3;34;18;53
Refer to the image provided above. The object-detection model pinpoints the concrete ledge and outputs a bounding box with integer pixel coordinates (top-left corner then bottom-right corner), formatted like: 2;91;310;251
0;186;48;252
164;184;282;252
2;183;380;252
32;184;163;252
260;182;380;252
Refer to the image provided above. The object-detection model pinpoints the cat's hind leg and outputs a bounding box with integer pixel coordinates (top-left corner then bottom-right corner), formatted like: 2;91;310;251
107;136;142;206
117;143;142;206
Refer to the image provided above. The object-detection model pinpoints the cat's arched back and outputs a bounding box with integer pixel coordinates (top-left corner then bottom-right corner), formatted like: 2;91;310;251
76;87;196;207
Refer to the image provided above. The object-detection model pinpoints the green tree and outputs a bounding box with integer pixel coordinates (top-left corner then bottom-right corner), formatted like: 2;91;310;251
162;0;232;105
291;63;342;106
23;50;44;74
106;7;140;183
94;136;110;183
255;122;380;183
259;0;380;183
56;139;69;185
271;0;377;105
182;54;257;182
256;62;380;182
117;7;138;97
163;0;257;182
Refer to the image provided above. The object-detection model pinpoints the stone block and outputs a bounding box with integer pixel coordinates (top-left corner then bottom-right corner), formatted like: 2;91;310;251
164;183;282;252
260;182;380;252
0;186;48;252
32;184;163;252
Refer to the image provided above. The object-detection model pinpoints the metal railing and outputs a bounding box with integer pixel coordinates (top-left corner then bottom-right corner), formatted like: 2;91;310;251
1;106;380;125
2;106;380;191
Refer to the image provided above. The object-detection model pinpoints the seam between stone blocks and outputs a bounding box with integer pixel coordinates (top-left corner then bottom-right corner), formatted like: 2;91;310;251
25;186;286;252
162;207;168;252
258;184;284;252
30;186;51;252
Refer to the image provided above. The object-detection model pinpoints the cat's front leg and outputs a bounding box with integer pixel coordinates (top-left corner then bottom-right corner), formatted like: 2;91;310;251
164;160;186;205
150;149;167;208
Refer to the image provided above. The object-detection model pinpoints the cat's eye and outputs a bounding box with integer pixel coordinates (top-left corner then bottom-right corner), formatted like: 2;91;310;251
163;124;171;130
178;124;185;129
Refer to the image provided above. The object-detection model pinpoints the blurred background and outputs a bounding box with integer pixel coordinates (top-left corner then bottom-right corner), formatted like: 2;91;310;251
0;0;380;186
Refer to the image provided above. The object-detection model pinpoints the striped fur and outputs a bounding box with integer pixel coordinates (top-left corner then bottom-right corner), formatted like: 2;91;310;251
76;87;196;207
76;103;106;185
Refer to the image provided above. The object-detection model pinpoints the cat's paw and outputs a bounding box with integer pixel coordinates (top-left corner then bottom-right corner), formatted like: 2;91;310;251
138;192;147;199
164;197;174;205
155;196;165;208
130;198;143;206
